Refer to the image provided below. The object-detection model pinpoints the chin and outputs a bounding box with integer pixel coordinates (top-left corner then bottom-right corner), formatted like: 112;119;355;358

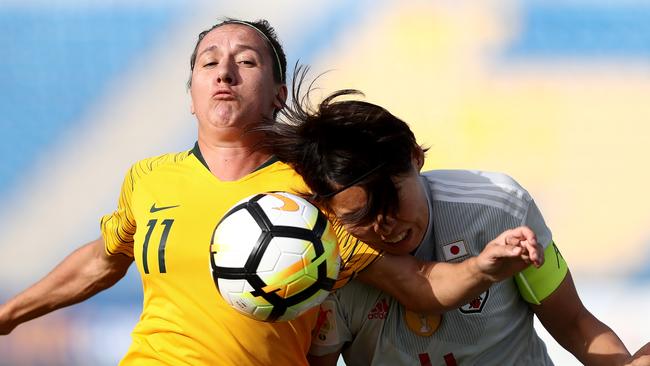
377;242;417;256
374;230;421;255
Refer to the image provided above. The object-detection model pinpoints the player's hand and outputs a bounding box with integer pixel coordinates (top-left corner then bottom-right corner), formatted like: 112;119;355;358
624;342;650;366
475;226;544;282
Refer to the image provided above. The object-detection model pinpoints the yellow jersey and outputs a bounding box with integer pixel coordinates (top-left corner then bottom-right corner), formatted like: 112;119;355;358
100;144;378;365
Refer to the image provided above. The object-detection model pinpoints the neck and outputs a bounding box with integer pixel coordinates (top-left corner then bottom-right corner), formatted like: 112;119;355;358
197;136;272;181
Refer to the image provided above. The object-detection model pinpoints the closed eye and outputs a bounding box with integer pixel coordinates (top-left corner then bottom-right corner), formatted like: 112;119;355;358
339;209;375;228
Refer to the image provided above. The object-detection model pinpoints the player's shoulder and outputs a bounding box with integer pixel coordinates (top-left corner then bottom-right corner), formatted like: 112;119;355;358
422;169;533;212
127;150;192;181
423;169;525;190
260;160;309;189
264;159;301;177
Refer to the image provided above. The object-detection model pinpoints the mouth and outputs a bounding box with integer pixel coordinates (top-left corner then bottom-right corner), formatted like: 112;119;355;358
382;229;411;245
212;90;236;100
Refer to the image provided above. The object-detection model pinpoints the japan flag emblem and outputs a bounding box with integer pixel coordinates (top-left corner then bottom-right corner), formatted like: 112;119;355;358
442;240;469;262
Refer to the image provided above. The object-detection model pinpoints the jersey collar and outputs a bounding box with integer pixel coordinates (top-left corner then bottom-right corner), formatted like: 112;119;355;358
411;174;436;260
189;142;280;173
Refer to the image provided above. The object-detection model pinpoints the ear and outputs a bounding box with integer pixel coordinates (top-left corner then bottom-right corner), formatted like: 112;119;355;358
273;84;288;110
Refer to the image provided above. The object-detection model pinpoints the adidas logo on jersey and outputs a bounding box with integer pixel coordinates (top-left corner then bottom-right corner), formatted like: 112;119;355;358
367;298;389;320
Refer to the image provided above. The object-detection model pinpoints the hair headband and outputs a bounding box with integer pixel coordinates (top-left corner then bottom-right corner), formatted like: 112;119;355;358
312;163;386;199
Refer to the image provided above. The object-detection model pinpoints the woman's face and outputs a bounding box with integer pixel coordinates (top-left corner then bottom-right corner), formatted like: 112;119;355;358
329;162;429;255
189;24;285;136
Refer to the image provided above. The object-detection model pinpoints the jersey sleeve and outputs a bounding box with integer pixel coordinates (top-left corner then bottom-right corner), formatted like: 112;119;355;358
331;223;382;290
100;164;137;257
514;199;568;304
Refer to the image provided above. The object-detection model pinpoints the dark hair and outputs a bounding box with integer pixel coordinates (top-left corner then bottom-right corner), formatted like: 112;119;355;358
187;18;287;89
255;65;426;226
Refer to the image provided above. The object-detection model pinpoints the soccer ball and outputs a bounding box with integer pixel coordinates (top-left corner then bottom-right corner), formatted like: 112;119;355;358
210;191;340;322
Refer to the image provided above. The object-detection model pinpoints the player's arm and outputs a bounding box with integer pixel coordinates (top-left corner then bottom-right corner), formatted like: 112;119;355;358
628;343;650;366
308;352;341;366
533;271;638;366
519;241;644;365
0;237;132;335
357;226;543;314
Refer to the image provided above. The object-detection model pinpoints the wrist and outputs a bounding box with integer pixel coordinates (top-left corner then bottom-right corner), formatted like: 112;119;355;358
465;256;496;285
0;301;19;335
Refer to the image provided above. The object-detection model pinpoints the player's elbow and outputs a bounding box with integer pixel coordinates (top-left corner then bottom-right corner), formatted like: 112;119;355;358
89;241;132;291
95;254;131;290
359;255;445;315
397;290;445;315
394;260;447;314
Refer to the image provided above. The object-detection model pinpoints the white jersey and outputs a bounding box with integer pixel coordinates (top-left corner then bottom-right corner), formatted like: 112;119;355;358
311;170;568;366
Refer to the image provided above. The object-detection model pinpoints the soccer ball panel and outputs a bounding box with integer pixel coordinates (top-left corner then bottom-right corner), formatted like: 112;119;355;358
218;278;254;306
276;290;330;322
321;221;342;279
257;250;305;291
252;305;274;320
283;275;318;299
257;237;311;274
212;208;262;268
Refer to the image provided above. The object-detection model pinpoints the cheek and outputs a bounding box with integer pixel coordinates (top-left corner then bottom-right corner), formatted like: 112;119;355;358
243;84;272;109
251;74;278;101
400;191;425;220
190;82;208;105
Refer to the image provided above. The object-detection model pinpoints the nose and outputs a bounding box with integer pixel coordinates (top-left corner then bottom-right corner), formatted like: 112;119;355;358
373;214;396;236
215;59;234;84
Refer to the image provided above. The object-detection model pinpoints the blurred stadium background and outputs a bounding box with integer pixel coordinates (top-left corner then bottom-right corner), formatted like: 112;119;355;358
1;0;648;364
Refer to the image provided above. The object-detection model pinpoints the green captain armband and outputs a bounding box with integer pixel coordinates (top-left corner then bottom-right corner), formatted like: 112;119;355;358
515;242;568;305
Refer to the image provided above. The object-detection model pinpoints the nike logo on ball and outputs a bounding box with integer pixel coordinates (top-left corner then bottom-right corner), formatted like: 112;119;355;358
268;193;299;212
150;203;180;213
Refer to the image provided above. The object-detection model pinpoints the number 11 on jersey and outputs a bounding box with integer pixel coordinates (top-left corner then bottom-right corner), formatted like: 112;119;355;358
142;218;174;274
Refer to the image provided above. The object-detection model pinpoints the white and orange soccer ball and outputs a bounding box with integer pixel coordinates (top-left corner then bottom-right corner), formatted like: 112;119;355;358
210;191;340;322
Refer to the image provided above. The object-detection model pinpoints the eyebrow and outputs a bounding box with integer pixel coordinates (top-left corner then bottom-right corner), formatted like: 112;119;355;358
198;44;263;59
